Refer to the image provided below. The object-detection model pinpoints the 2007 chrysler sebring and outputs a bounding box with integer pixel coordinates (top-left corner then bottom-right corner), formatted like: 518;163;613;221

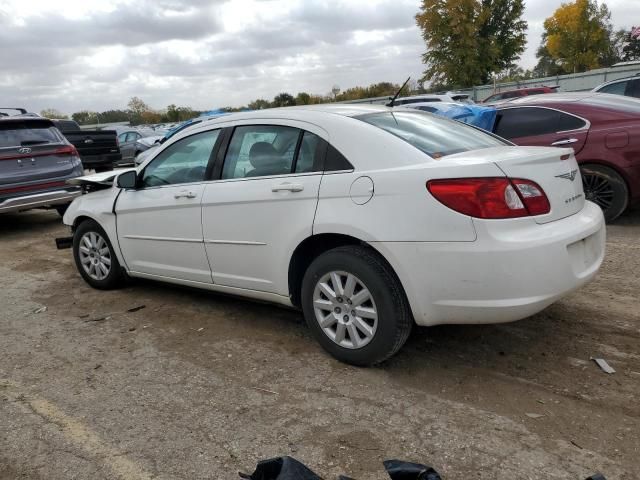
57;105;605;365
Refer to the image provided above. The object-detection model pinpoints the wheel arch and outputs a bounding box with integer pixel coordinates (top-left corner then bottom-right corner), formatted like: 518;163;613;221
287;233;410;312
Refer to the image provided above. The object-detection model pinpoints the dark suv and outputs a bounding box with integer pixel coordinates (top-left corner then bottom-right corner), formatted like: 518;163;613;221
0;116;83;215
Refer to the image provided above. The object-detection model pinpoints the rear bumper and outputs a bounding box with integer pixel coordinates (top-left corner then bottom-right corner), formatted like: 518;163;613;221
374;201;605;326
0;188;81;214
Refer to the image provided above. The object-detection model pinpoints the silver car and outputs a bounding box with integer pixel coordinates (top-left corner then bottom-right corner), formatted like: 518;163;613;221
0;116;83;215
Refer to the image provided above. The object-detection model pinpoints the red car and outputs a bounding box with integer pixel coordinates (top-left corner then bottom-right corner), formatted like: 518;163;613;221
493;93;640;221
483;86;559;104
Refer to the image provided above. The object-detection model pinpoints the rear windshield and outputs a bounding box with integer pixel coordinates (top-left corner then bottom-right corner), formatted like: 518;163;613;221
356;111;506;158
0;121;62;148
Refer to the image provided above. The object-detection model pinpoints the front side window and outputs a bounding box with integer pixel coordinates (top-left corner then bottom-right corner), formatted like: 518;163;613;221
141;129;219;187
118;133;128;143
222;125;300;179
357;111;506;159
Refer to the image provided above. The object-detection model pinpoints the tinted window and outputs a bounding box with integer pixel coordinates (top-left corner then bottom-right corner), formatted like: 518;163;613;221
324;143;354;171
598;81;627;95
557;112;587;131
141;129;219;187
494;108;559;138
357;111;505;158
0;121;61;148
294;131;322;173
625;79;640;98
222;125;300;179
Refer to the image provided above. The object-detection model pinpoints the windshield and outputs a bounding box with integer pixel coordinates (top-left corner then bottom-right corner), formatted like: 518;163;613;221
356;111;506;158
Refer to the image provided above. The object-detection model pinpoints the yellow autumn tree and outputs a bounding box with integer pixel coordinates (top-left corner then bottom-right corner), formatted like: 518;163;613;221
543;0;613;73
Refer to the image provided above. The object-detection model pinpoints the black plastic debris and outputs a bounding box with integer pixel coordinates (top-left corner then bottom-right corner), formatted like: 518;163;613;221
239;457;442;480
239;456;322;480
239;456;601;480
383;460;442;480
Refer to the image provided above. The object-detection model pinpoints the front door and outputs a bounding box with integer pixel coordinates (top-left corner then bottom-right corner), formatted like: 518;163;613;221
202;124;325;295
116;129;220;283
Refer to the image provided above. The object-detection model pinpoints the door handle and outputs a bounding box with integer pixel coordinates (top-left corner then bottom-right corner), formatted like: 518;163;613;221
174;191;197;199
272;183;304;193
551;138;578;146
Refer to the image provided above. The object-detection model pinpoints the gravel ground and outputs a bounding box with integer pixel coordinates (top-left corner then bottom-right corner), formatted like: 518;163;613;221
0;208;638;480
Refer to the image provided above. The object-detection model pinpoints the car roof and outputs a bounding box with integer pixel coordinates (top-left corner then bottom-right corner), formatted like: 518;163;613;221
499;92;596;105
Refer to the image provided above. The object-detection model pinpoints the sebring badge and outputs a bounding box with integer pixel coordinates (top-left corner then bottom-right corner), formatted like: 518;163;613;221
556;169;578;181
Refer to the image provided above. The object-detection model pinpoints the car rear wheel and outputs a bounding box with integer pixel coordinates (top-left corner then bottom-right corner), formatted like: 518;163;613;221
581;164;628;222
301;245;412;366
73;220;124;289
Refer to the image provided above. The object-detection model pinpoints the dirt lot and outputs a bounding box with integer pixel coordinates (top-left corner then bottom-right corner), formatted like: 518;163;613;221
0;208;638;480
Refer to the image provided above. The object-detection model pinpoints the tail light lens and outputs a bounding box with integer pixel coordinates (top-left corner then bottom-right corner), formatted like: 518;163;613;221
55;145;79;156
427;177;550;219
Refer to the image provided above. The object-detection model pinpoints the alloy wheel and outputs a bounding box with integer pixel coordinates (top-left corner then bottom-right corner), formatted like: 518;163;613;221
78;232;112;281
312;271;378;349
582;172;614;211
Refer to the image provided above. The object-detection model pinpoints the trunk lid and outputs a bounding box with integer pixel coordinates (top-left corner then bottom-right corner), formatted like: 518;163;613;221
444;146;585;224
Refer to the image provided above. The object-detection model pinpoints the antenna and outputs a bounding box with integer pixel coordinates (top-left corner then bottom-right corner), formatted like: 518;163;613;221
388;77;411;107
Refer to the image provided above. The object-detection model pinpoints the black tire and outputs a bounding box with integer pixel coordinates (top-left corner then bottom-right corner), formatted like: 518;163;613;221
301;245;412;366
55;204;69;217
73;219;124;290
94;165;114;173
581;164;628;223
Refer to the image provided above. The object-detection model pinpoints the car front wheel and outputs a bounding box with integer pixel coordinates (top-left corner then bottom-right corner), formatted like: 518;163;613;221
301;245;412;366
73;220;124;289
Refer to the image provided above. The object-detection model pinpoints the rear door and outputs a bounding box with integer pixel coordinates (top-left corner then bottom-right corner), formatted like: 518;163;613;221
494;107;589;154
201;122;325;294
0;119;76;186
119;132;140;160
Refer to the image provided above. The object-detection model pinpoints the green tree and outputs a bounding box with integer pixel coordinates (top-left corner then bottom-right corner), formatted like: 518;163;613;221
40;108;68;119
614;28;640;61
542;0;613;73
71;110;96;125
416;0;527;87
248;99;272;110
127;96;150;116
295;92;312;105
272;93;296;107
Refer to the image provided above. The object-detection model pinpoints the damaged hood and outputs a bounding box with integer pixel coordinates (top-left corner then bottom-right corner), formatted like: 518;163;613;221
66;168;136;187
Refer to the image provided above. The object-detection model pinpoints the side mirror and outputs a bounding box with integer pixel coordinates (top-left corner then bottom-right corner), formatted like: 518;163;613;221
116;170;137;189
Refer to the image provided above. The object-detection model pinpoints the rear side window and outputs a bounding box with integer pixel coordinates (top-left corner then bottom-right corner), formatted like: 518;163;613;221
598;81;627;95
0;121;62;148
495;108;585;139
357;111;505;158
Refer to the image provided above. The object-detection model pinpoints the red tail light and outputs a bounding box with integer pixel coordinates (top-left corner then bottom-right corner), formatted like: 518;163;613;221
427;177;550;219
55;145;79;156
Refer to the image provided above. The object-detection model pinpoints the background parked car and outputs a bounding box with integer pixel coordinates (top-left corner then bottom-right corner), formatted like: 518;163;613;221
492;92;640;221
117;129;163;165
482;86;559;104
0;116;83;215
592;75;640;99
390;92;474;106
52;119;121;173
397;102;497;131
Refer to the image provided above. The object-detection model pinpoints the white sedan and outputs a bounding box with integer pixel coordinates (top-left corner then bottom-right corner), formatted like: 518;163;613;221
59;105;605;365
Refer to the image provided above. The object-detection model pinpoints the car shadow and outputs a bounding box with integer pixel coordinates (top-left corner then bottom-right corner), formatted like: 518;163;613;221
611;204;640;226
0;210;63;238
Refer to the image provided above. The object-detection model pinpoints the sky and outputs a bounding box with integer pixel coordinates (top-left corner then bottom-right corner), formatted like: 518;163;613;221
0;0;636;114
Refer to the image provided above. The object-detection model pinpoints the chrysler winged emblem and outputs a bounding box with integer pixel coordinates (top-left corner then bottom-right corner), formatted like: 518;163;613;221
556;169;578;181
17;147;32;154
